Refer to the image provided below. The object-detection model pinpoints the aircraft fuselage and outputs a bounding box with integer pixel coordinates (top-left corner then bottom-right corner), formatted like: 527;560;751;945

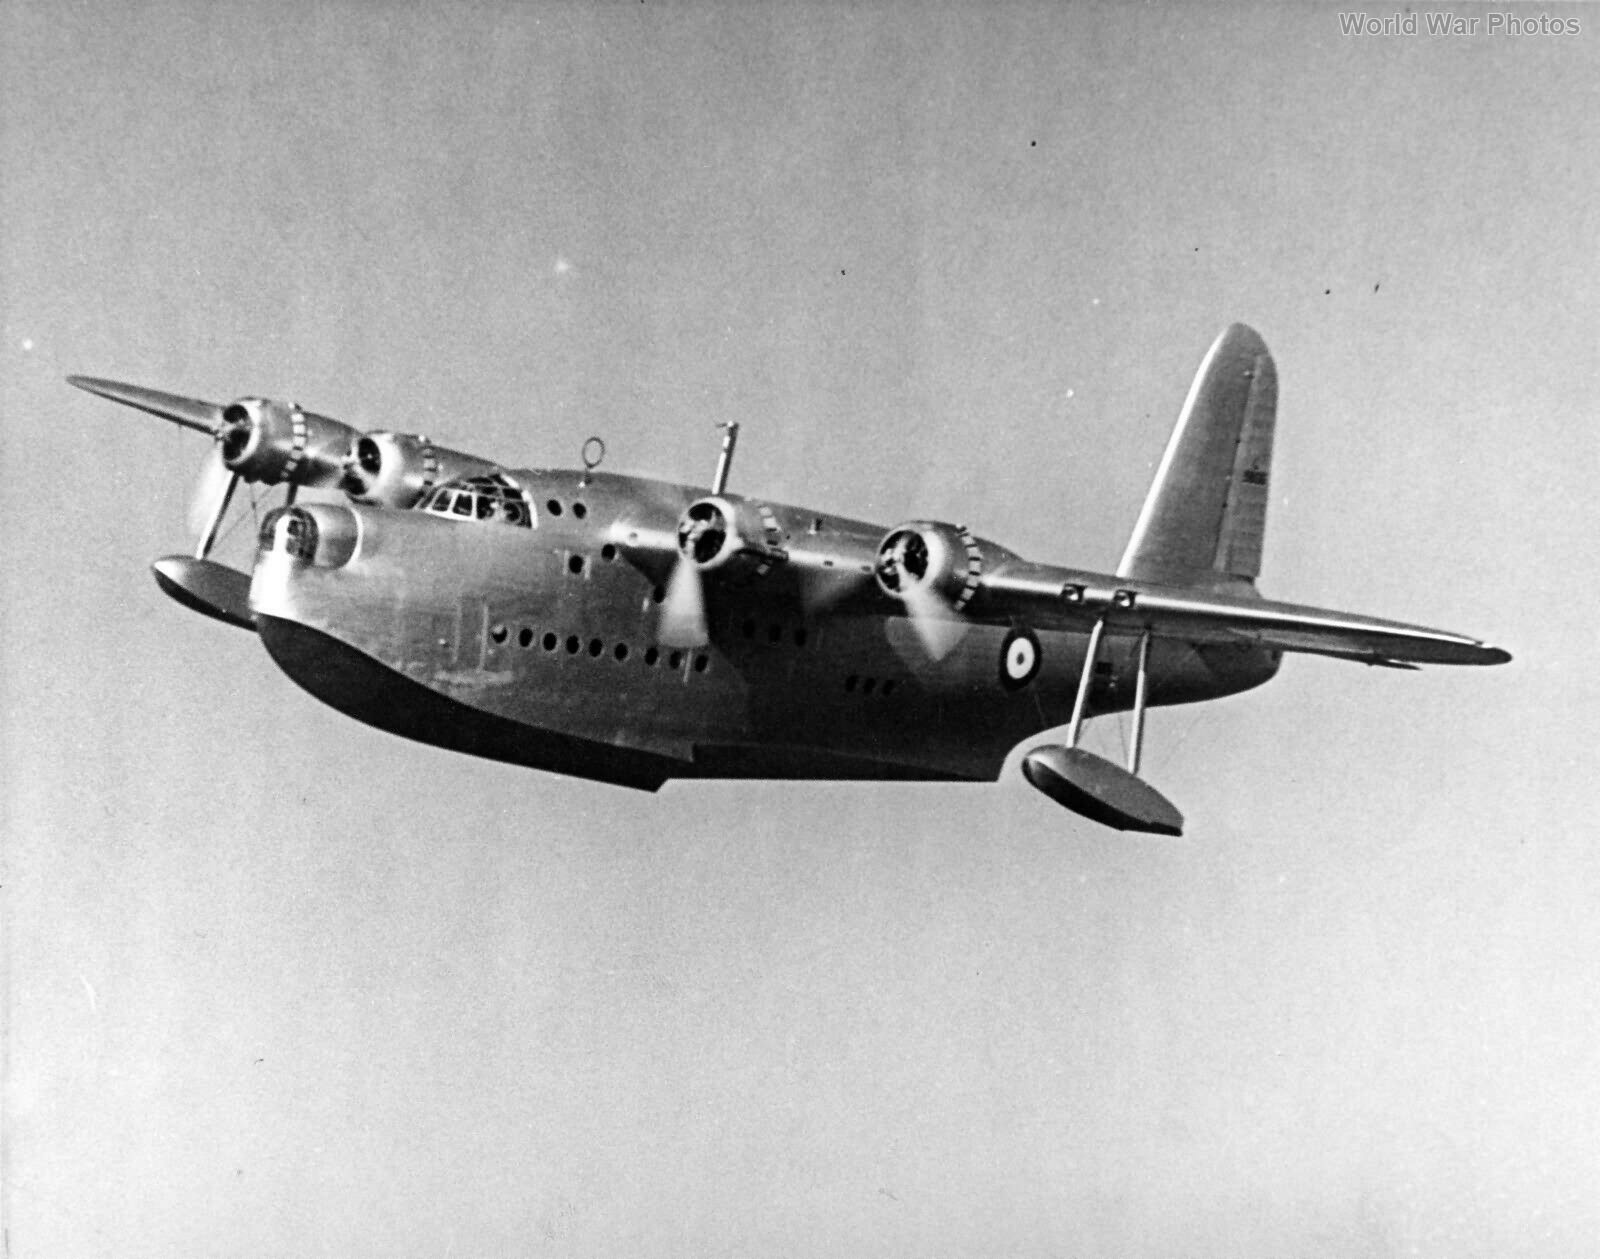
249;467;1279;790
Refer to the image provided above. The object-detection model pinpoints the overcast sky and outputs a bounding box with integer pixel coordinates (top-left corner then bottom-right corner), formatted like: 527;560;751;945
4;3;1597;1256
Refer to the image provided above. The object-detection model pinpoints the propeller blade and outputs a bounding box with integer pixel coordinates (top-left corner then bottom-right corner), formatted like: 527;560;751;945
188;447;234;537
899;583;967;662
659;557;709;648
67;376;226;435
188;448;240;559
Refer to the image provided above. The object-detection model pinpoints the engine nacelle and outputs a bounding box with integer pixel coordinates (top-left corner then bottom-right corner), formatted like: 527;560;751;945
874;521;983;612
218;398;357;488
340;431;499;509
676;496;788;579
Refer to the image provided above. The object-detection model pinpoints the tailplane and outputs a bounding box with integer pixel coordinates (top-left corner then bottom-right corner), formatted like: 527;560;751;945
1118;323;1277;590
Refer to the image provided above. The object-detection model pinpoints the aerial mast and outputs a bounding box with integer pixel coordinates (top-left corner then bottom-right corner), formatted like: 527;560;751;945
711;421;739;494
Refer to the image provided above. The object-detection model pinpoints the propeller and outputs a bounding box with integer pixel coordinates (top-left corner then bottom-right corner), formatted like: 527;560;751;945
70;375;248;559
72;373;374;562
897;581;968;661
659;554;709;648
186;446;240;558
874;525;975;664
657;504;722;647
68;375;248;559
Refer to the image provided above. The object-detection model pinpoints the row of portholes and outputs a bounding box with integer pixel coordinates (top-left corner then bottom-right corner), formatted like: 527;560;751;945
639;588;811;652
844;674;898;697
545;499;588;520
488;622;710;673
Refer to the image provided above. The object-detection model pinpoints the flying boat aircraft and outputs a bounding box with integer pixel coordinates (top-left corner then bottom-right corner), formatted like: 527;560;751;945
69;323;1509;835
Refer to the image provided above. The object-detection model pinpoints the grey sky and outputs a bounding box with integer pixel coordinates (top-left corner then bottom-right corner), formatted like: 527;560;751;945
4;3;1597;1256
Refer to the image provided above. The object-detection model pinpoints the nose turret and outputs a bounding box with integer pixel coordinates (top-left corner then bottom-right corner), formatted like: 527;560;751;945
258;504;360;568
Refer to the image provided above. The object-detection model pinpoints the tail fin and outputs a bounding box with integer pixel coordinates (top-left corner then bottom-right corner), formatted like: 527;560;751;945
1117;323;1277;589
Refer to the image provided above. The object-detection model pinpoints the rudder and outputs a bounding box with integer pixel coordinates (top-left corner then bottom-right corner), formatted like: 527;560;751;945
1117;323;1277;589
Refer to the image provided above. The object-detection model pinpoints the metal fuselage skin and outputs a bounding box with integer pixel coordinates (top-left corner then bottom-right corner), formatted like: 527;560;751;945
249;468;1279;791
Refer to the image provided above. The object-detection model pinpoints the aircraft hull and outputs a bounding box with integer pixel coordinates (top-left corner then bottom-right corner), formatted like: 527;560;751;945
246;471;1279;788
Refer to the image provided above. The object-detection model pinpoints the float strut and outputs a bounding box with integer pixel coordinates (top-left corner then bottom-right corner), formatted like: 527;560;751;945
1129;630;1151;775
1065;615;1106;750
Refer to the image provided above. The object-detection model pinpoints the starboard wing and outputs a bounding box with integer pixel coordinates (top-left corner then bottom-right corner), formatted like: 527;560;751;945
1106;586;1510;666
979;568;1509;667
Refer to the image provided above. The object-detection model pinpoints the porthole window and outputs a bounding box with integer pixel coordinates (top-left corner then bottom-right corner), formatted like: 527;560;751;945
644;646;660;666
572;503;588;520
565;635;580;655
881;679;896;697
693;654;709;674
767;624;782;644
862;677;877;695
614;643;629;662
490;623;508;644
568;554;586;576
588;638;604;657
668;650;684;670
542;632;558;651
845;674;859;693
518;627;534;649
600;543;617;562
547;499;564;516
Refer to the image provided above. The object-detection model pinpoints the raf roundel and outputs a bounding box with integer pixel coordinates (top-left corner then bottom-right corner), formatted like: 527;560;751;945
999;627;1043;691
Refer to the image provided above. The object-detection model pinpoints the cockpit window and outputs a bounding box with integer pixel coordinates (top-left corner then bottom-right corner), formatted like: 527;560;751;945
420;473;534;528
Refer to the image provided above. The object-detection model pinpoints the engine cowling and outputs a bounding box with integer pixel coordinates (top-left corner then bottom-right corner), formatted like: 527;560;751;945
874;521;983;612
217;398;357;488
676;496;787;579
339;431;499;509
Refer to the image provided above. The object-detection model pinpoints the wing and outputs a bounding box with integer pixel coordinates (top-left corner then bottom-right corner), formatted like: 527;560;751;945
980;565;1510;667
600;482;1508;668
